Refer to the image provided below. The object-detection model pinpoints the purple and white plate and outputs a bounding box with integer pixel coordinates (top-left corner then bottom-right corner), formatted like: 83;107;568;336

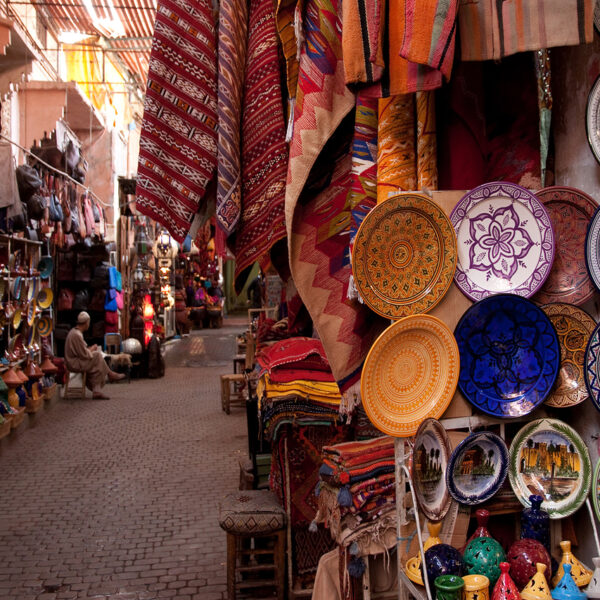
450;182;555;301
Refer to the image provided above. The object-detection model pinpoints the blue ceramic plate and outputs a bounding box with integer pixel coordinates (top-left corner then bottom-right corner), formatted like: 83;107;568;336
584;321;600;412
455;294;560;417
446;431;508;505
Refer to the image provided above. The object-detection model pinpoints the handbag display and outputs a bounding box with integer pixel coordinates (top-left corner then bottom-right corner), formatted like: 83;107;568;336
116;290;124;310
91;262;110;288
89;288;106;311
75;260;92;282
15;165;42;201
73;289;89;310
104;288;118;312
105;310;118;325
57;288;75;311
108;267;122;291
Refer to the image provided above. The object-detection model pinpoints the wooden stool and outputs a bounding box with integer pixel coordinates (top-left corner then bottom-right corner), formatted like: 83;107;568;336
233;354;246;374
63;370;88;400
219;490;286;600
220;374;246;414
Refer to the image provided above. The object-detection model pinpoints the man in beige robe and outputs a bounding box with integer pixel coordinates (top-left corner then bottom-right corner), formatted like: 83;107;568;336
65;311;125;399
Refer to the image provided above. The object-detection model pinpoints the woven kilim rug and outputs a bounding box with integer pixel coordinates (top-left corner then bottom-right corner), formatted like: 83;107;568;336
216;0;248;236
136;0;217;242
234;0;288;289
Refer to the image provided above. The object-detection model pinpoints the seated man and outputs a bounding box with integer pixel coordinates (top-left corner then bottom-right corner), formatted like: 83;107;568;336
65;311;125;400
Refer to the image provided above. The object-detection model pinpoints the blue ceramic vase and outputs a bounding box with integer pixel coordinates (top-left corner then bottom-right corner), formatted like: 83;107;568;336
521;495;551;550
424;544;466;593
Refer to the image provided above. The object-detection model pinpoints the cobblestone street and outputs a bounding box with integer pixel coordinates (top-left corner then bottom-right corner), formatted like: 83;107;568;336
0;319;248;600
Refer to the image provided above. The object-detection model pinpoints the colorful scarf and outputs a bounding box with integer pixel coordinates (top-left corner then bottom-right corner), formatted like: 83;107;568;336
458;0;593;61
257;337;331;372
136;0;217;242
216;0;248;235
234;0;288;286
276;0;302;101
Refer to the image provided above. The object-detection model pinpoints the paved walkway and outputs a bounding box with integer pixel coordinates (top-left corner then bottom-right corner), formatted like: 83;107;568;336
0;319;248;600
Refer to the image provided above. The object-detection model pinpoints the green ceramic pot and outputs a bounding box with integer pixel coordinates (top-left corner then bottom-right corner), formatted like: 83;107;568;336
435;574;465;600
463;537;507;588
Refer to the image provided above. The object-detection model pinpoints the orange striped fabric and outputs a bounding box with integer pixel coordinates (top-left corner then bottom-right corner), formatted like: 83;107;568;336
458;0;593;61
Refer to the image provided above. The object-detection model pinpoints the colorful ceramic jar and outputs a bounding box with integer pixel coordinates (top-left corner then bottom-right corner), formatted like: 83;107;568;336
464;509;492;551
426;521;443;551
492;562;521;600
507;539;551;589
553;542;592;588
464;537;507;589
435;575;465;600
424;544;466;592
2;367;21;408
521;495;550;552
552;564;587;600
463;574;490;600
585;558;600;599
522;563;552;600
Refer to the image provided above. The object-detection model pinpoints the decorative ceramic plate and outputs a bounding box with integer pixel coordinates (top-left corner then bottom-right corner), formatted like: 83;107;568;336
26;301;36;327
412;418;452;520
450;182;555;301
583;321;600;413
585;207;600;292
37;256;53;279
446;431;508;505
593;458;600;523
361;314;459;438
508;419;591;518
541;303;596;408
37;315;53;337
12;308;21;329
586;75;600;165
455;294;560;417
36;287;53;309
352;193;457;318
535;187;597;305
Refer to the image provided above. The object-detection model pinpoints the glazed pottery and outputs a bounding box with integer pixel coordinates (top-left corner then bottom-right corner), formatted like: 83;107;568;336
593;462;600;525
425;521;443;551
552;565;587;600
2;367;20;408
352;192;457;318
521;563;552;600
553;542;592;588
450;182;554;300
584;558;600;599
406;556;425;586
509;420;591;519
435;574;465;600
361;315;459;437
463;574;490;600
454;295;560;418
507;539;551;589
40;357;58;375
424;544;466;592
464;537;507;589
464;510;492;551
405;521;443;586
413;418;452;521
492;562;521;600
521;496;551;553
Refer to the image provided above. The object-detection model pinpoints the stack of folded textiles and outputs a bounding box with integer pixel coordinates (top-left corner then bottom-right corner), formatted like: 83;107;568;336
315;436;396;542
256;337;343;441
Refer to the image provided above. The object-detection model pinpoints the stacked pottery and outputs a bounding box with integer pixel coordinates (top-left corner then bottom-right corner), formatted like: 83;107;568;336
492;562;521;600
24;360;43;402
584;559;600;599
464;574;491;600
464;537;507;589
2;367;21;408
435;574;465;600
553;542;592;588
522;563;552;600
552;565;587;600
507;539;551;589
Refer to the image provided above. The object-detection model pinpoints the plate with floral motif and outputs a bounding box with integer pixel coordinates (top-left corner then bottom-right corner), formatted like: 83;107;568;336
352;193;457;319
361;315;459;438
541;303;596;408
450;182;555;301
583;321;600;413
535;187;597;305
455;294;560;418
412;418;452;520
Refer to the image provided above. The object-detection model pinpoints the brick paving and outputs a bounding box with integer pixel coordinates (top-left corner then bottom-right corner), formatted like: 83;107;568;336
0;319;248;600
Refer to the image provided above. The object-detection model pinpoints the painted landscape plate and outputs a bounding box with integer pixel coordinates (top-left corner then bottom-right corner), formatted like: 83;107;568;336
541;303;596;408
412;418;452;520
455;294;560;417
352;193;457;319
585;207;600;291
593;458;600;524
508;418;591;518
450;182;555;301
447;431;508;505
535;187;597;305
361;315;459;438
584;321;600;412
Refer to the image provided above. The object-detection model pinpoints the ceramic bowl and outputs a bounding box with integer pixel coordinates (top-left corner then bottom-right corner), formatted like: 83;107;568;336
423;544;465;592
507;539;551;589
463;537;506;588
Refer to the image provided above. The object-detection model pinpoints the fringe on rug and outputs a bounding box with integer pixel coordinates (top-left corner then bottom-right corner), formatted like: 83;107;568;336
339;381;361;418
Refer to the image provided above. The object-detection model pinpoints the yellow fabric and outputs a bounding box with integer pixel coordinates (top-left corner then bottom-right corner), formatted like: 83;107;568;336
258;375;342;402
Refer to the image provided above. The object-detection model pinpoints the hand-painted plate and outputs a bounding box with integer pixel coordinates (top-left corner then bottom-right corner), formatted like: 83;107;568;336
586;75;600;165
455;294;560;418
508;419;591;518
352;193;457;318
361;315;459;438
585;207;600;292
446;431;508;505
541;303;596;408
583;321;600;413
450;182;555;301
535;187;597;305
37;315;53;337
412;418;452;520
593;459;600;524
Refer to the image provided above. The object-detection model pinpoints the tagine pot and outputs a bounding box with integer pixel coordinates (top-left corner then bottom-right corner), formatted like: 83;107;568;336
522;563;552;600
435;574;465;600
463;574;490;600
423;544;465;592
405;521;443;585
464;537;507;589
507;539;551;589
40;357;58;375
553;542;592;588
492;562;521;600
552;564;587;600
2;367;21;408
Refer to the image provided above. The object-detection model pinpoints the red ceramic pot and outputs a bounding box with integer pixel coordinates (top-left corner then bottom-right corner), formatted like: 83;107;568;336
507;539;551;589
492;562;521;600
463;509;492;551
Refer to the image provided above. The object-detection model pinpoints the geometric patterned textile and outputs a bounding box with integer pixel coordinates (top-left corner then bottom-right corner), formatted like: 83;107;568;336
216;0;248;235
234;0;288;286
276;0;302;101
219;490;286;535
416;90;438;190
136;0;217;242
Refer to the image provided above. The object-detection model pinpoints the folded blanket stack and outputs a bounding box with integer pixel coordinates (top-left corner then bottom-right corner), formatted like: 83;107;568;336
256;338;342;440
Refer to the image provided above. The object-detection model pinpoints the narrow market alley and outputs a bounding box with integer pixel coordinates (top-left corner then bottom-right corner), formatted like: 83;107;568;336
0;319;247;600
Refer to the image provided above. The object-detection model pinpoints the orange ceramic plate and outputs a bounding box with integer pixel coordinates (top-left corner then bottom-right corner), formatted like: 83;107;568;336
352;193;457;319
361;314;460;438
